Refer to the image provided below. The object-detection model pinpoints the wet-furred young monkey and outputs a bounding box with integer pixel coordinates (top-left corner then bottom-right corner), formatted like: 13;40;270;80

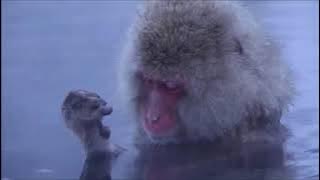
62;90;125;180
62;90;113;153
120;0;294;146
62;90;125;154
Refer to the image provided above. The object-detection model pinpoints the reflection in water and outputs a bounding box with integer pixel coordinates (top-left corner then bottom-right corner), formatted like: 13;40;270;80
81;143;292;180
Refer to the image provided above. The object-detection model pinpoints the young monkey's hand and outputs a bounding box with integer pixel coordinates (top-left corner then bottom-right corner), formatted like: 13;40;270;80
98;122;111;139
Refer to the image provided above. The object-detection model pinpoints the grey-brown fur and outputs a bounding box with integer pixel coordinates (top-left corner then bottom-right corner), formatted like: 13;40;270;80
120;0;295;145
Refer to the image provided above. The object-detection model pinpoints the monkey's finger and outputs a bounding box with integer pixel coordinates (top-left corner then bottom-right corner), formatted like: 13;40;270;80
99;125;111;139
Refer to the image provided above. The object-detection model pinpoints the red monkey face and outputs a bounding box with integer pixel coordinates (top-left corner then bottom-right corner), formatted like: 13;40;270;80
135;72;186;139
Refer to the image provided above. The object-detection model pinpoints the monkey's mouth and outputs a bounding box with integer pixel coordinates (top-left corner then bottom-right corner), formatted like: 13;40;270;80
101;105;113;116
143;114;177;136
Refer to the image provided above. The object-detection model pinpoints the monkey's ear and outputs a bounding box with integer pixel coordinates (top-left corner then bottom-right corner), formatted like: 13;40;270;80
67;90;77;97
72;103;83;110
233;37;244;55
63;91;81;108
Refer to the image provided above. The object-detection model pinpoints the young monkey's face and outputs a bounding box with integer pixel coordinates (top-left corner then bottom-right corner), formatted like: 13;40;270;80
62;90;113;129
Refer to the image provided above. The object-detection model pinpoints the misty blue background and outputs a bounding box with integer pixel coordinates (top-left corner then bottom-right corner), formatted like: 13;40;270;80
2;1;319;179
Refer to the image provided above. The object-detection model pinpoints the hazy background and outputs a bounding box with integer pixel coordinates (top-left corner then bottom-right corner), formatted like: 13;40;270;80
2;1;319;179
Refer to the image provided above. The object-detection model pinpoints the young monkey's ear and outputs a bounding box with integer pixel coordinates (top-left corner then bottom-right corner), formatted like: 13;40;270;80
63;90;82;109
68;90;81;98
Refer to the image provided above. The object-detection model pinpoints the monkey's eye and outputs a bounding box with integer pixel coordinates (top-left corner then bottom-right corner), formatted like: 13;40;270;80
135;71;145;81
142;77;154;87
165;81;179;89
90;104;100;111
146;78;153;85
72;103;82;110
135;72;153;85
161;81;182;93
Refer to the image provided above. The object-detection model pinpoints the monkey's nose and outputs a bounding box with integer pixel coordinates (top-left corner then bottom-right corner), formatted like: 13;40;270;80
146;110;160;123
149;115;160;123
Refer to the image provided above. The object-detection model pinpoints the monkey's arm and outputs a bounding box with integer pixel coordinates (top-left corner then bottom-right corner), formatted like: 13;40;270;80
79;123;125;180
80;151;112;180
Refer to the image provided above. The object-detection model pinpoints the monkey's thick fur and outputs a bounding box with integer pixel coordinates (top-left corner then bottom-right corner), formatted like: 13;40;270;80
120;0;295;145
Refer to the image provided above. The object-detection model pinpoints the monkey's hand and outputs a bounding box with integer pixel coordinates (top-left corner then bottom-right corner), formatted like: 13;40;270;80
241;127;288;146
99;124;111;139
99;124;127;159
109;143;127;159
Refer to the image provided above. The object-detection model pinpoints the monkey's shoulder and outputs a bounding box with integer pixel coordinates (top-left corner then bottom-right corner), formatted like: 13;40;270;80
236;117;289;145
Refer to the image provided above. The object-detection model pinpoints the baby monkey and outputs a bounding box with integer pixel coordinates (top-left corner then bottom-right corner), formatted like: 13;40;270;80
61;90;123;156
